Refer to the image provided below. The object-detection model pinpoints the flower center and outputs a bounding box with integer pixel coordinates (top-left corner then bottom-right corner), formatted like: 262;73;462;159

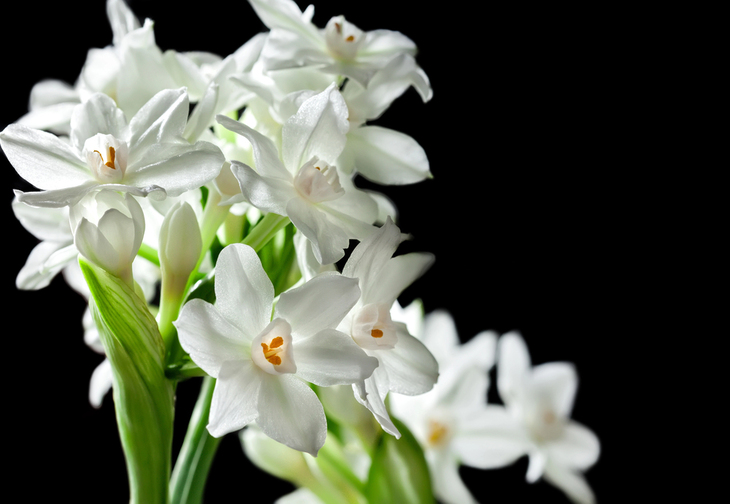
426;419;451;448
526;405;565;442
83;133;128;184
324;16;364;61
293;156;345;203
251;318;297;375
351;303;398;350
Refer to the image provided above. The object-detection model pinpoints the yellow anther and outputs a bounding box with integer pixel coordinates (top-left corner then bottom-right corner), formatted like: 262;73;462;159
93;146;116;169
261;338;285;366
371;329;384;338
427;420;449;446
346;35;355;42
335;22;342;33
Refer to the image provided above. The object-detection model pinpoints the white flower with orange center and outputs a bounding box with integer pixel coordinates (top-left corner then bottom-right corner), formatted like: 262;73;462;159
337;217;438;438
174;243;378;456
1;88;224;208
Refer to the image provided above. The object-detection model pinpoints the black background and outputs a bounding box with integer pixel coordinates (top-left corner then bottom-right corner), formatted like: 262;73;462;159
1;1;654;502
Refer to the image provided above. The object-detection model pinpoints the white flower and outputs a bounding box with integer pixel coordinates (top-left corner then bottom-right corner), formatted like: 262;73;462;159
248;0;422;88
218;83;379;264
2;88;224;208
174;243;378;455
337;218;438;437
495;332;601;504
69;189;145;285
390;309;530;504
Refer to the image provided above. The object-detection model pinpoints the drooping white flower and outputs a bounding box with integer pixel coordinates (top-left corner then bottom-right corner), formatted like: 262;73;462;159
69;189;145;285
174;243;378;455
337;218;438;437
247;0;423;89
390;309;531;504
2;88;225;208
494;332;601;504
218;83;379;264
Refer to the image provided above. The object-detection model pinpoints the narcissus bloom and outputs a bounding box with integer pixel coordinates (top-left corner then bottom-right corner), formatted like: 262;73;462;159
174;243;378;455
390;310;530;504
337;218;438;437
495;332;601;504
1;88;224;208
219;83;379;265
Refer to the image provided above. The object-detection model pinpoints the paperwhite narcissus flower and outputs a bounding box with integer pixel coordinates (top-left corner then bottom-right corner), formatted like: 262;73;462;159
390;310;531;504
174;243;378;455
495;332;600;504
1;88;224;208
247;0;422;89
218;83;380;265
69;189;145;285
337;218;438;437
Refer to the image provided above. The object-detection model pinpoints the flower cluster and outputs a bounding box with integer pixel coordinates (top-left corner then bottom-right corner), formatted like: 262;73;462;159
2;1;600;503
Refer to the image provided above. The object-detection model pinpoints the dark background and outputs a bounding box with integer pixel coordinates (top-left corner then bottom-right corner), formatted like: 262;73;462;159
2;1;654;502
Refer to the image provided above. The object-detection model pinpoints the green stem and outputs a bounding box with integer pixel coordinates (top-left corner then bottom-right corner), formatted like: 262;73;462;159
170;376;222;504
242;213;290;251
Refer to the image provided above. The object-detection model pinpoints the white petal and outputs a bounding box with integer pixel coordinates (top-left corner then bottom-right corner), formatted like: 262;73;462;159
217;115;291;180
342;216;401;282
286;198;349;265
377;326;438;396
0;124;89;190
69;93;128;152
126;88;189;156
497;331;532;407
352;371;400;438
13;182;100;208
365;252;434;308
123;141;224;197
545;420;600;471
207;360;262;437
293;328;378;386
16;241;73;290
256;373;327;456
214;243;274;339
346;126;431;185
230;160;294;215
530;361;578;419
276;273;360;338
281;83;349;171
174;299;250;377
427;449;479;504
543;461;597;504
89;358;113;409
451;405;532;469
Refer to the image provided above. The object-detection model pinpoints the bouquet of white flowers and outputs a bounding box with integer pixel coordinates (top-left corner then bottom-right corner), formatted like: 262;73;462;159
1;1;603;503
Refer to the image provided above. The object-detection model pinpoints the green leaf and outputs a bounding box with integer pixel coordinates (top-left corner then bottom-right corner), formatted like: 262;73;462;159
364;418;435;504
80;257;175;504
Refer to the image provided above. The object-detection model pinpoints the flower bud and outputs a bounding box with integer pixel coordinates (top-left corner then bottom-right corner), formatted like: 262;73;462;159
70;190;145;286
158;201;202;280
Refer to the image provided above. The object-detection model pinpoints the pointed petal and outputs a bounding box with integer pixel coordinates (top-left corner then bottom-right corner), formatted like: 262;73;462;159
545;420;600;471
217;115;290;179
207;360;262;437
126;88;190;156
256;374;327;456
352;371;400;438
282;83;349;170
377;326;438;396
497;331;532;407
0;124;89;190
174;298;250;377
293;328;378;386
276;274;360;338
16;241;72;290
69;92;128;152
346;126;431;185
13;182;100;208
365;252;434;307
343;215;401;281
531;361;578;419
452;405;532;469
427;450;478;504
214;243;274;339
230;160;294;215
286;197;349;265
543;461;597;504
